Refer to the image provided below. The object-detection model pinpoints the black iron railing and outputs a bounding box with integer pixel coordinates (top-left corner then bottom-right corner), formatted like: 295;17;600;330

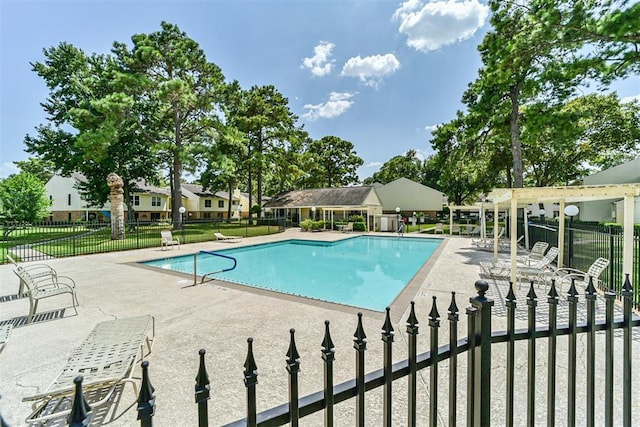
521;220;640;309
0;218;285;264
65;276;640;426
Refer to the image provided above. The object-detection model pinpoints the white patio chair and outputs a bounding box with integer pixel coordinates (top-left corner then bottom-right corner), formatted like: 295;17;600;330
160;230;180;250
551;257;610;293
23;316;155;425
517;241;549;266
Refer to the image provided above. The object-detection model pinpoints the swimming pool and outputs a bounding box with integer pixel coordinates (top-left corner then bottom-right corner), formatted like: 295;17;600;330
143;236;441;311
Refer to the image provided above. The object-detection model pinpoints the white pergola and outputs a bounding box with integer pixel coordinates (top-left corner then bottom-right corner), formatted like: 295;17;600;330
486;183;640;285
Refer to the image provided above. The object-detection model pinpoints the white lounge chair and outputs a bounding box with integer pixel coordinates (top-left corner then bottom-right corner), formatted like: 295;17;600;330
480;247;559;290
13;266;78;323
517;241;549;266
7;254;57;295
214;232;242;243
434;223;444;234
23;316;155;425
161;230;180;250
552;257;610;293
342;222;354;233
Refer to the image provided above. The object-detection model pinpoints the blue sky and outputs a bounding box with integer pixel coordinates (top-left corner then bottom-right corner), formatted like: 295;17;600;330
1;0;638;181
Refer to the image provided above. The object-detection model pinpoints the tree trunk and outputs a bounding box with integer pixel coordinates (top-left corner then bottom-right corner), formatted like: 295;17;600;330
227;182;233;222
172;106;184;229
509;84;524;188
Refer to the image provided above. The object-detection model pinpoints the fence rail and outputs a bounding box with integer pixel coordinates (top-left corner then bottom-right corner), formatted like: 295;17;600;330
65;276;640;426
0;218;285;264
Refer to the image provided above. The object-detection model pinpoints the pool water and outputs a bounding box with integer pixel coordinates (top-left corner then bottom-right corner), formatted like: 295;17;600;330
143;236;441;311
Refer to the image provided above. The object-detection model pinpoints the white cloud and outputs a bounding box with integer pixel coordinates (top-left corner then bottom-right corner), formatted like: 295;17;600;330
621;94;640;104
302;92;357;120
301;41;336;77
365;161;384;168
424;124;440;133
393;0;489;52
341;54;400;88
0;162;19;179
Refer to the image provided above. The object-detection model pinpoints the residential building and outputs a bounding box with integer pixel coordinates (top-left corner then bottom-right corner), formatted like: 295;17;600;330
581;157;640;223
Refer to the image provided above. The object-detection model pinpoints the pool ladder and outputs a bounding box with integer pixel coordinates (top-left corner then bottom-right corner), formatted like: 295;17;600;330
193;250;237;286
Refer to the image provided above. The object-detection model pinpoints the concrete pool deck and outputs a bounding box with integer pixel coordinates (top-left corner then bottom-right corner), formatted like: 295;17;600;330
0;229;638;425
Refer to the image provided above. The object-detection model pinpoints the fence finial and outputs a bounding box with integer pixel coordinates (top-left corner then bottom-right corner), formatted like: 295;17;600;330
622;273;632;295
547;279;558;300
353;312;367;345
406;301;419;331
287;328;300;363
244;338;258;384
475;279;489;300
195;349;210;403
321;320;335;353
526;282;537;301
382;307;394;336
68;376;92;427
429;296;440;322
586;276;597;295
448;292;459;315
506;282;516;303
137;361;156;421
567;278;578;297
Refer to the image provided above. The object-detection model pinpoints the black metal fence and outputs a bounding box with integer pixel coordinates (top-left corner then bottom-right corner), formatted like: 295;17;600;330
520;220;640;309
0;218;286;264
66;277;640;426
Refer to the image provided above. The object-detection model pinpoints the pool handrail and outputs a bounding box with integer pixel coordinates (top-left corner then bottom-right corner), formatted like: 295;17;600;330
193;250;237;285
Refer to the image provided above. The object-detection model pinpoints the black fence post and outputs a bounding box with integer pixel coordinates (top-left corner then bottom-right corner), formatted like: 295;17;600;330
567;279;578;426
465;306;477;427
505;282;516;427
547;281;559;427
195;349;210;427
381;307;394;427
604;291;616;427
243;338;258;426
68;376;92;427
286;329;300;427
622;274;633;427
321;320;335;427
469;280;493;426
353;312;367;427
447;293;459;427
526;283;537;426
428;297;440;427
406;302;419;427
137;361;155;427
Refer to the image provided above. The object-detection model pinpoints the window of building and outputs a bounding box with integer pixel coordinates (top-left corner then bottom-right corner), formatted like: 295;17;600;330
203;212;211;219
204;199;212;208
218;200;224;208
216;212;224;219
151;196;161;207
130;195;140;206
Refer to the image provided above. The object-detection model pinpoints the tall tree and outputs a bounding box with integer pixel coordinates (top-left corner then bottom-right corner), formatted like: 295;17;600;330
25;43;160;220
13;157;56;184
303;136;363;188
119;22;226;227
229;85;300;210
465;0;590;187
363;150;422;185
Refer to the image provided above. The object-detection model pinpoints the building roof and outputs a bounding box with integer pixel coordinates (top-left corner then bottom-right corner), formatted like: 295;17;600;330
181;183;235;200
264;186;378;208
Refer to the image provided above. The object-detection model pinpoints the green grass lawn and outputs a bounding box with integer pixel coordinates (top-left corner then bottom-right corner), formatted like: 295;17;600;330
1;221;282;263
